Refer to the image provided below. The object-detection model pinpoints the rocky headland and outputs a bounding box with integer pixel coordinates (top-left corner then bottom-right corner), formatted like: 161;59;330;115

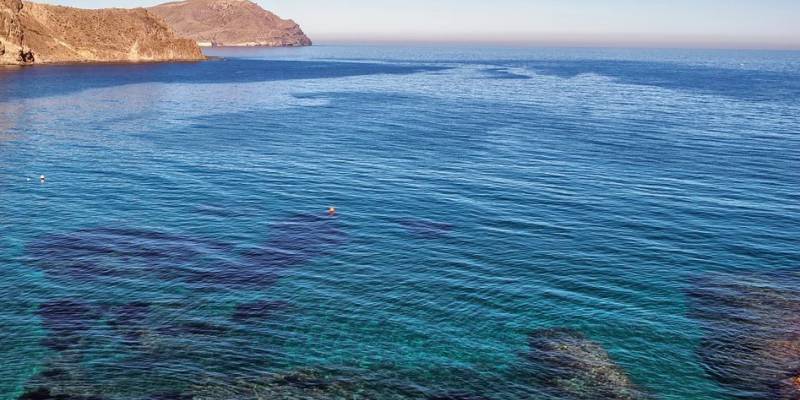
0;0;205;65
148;0;312;47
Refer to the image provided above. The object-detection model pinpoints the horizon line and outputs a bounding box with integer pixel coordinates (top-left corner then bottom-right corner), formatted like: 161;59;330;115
305;37;800;52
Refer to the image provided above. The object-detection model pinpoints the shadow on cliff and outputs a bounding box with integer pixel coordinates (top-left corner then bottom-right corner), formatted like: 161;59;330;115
0;59;448;102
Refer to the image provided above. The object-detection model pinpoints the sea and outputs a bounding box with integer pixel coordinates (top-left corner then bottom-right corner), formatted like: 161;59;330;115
1;45;799;400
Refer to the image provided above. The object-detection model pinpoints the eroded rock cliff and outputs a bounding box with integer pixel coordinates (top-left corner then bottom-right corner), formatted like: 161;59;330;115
148;0;311;47
0;0;205;65
0;0;30;64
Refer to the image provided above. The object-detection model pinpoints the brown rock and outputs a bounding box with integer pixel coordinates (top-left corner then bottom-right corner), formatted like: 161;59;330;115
690;273;800;399
148;0;311;47
0;0;205;65
524;328;648;400
0;0;29;64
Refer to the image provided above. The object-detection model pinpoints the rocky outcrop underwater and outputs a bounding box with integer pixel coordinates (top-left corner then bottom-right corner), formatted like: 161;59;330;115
521;328;648;400
689;270;800;399
19;324;649;399
17;213;652;400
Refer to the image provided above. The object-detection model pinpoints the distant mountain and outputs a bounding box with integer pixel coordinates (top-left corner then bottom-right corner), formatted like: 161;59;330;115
0;0;205;65
148;0;312;47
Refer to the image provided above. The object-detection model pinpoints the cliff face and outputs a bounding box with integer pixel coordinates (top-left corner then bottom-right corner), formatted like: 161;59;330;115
0;0;205;65
148;0;311;47
0;0;29;64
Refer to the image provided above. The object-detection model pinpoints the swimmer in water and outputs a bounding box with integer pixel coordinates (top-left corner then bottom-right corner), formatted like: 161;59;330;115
328;207;337;216
39;175;46;183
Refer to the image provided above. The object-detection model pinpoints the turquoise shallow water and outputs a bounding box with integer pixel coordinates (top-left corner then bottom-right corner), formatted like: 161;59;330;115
1;46;799;399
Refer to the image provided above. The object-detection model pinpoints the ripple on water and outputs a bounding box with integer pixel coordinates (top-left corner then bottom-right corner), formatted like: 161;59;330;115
244;213;348;270
25;227;230;284
17;331;657;400
394;218;454;239
189;367;426;400
16;213;362;399
427;393;491;400
521;328;648;400
18;387;105;400
37;300;102;352
156;320;229;337
24;225;283;291
231;300;290;322
107;302;152;345
6;49;798;400
19;387;195;400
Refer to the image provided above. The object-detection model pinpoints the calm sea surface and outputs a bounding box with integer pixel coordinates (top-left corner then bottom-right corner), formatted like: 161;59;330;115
1;45;799;400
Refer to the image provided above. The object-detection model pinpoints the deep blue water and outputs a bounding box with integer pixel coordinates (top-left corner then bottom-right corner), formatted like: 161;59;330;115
1;45;799;400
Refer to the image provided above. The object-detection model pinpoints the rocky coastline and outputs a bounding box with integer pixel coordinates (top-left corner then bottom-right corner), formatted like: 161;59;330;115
0;0;205;65
148;0;312;48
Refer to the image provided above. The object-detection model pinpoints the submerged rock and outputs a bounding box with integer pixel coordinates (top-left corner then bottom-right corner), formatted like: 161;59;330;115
107;301;152;344
18;387;105;400
428;392;490;400
192;368;422;400
25;217;344;289
18;387;190;400
524;328;646;400
26;227;235;287
37;300;102;351
689;273;800;399
38;369;68;380
27;228;195;281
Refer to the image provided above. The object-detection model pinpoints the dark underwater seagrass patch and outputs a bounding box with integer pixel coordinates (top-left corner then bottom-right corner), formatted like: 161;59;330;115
25;227;225;282
244;213;348;269
231;300;290;322
25;214;348;290
24;226;276;290
36;300;102;351
20;216;355;399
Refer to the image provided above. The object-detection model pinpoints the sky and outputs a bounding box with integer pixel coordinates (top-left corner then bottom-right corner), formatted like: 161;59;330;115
39;0;800;49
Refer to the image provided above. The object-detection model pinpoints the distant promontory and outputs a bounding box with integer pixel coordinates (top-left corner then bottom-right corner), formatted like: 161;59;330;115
148;0;312;48
0;0;205;65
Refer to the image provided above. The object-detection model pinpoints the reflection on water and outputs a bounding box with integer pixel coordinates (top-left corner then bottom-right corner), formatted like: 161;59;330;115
0;101;23;139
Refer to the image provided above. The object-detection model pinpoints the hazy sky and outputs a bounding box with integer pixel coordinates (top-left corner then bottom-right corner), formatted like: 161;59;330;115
39;0;800;49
